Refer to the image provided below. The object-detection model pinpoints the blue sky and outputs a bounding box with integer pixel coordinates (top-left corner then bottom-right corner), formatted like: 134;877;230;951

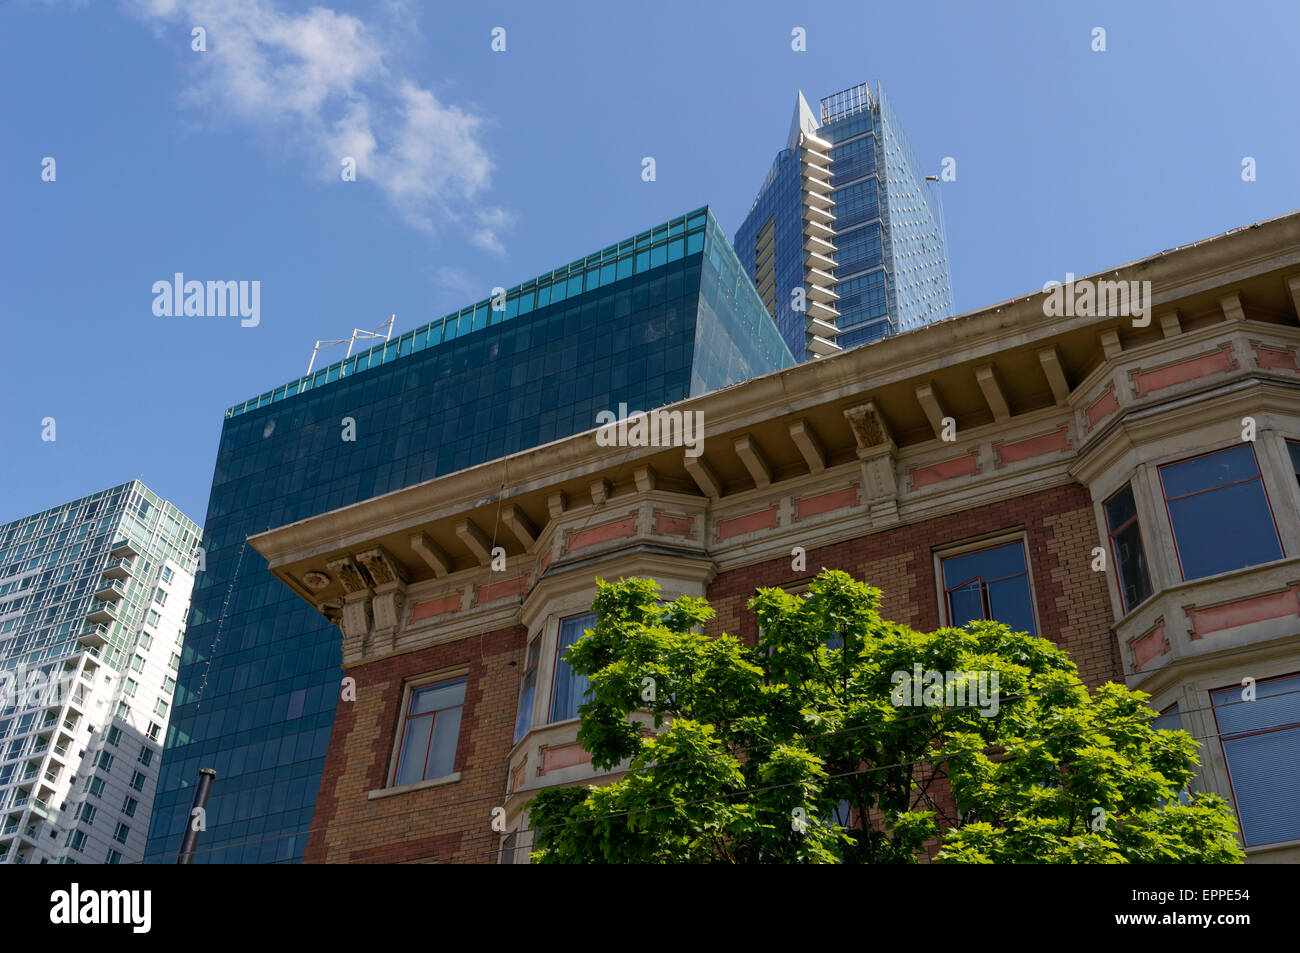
2;0;1297;527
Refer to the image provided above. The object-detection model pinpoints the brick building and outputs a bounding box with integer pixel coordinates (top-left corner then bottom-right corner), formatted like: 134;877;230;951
251;211;1300;863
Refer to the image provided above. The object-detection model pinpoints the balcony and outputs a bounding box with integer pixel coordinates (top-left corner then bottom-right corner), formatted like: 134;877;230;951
805;298;840;323
109;540;138;559
806;317;840;340
803;204;834;226
805;282;839;305
1117;556;1300;686
85;601;117;625
805;249;836;273
93;579;126;603
804;233;836;256
806;335;842;358
101;556;134;581
803;189;834;212
802;177;834;200
78;623;109;648
803;218;835;242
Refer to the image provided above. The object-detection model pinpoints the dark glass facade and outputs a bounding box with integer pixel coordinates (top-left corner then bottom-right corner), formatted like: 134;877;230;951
732;148;806;358
734;83;954;358
144;207;792;863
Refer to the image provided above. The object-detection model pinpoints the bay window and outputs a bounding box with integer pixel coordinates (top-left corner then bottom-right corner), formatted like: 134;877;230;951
550;612;597;723
1158;444;1281;580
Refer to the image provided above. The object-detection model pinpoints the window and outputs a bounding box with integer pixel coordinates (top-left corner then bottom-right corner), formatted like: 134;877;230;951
115;702;130;719
122;796;138;818
147;722;161;742
146;609;160;628
130;655;145;673
105;849;122;865
550;612;597;722
75;803;97;824
499;832;519;864
393;678;466;786
514;639;541;743
1152;703;1183;734
153;588;167;606
123;678;137;697
84;775;105;798
1212;674;1300;846
1159;445;1282;580
138;746;153;767
1288;441;1300;487
1152;703;1192;805
162;676;175;695
113;822;130;844
940;540;1037;637
105;726;121;746
129;771;146;792
161;566;174;584
65;829;87;852
1104;484;1153;613
94;751;113;772
154;699;168;717
139;633;153;651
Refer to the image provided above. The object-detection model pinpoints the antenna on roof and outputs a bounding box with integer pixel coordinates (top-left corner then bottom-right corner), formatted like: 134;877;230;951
306;315;396;374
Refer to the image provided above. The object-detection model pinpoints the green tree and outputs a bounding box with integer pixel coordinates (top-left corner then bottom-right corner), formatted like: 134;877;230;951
527;570;1243;864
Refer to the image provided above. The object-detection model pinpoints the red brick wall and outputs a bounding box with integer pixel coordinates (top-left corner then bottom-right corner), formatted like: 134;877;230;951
701;482;1119;848
304;623;525;863
704;483;1121;687
306;482;1119;863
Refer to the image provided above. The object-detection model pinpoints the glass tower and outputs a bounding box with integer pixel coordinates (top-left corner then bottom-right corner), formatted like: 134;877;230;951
144;206;794;863
734;82;954;360
0;482;200;864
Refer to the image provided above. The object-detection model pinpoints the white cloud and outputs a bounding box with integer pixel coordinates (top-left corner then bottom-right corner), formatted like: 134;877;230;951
433;265;483;305
125;0;510;251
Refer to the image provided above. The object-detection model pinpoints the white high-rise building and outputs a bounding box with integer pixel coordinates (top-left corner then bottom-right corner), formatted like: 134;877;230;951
0;482;200;865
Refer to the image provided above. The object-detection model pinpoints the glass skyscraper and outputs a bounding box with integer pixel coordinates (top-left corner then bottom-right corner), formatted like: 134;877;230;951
144;206;794;863
734;82;954;360
0;482;200;864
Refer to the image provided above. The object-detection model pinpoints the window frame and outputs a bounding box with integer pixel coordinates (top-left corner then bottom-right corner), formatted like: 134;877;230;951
1157;443;1284;581
934;532;1040;638
549;611;598;725
387;670;468;789
1103;482;1154;615
513;637;542;745
1210;671;1300;847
